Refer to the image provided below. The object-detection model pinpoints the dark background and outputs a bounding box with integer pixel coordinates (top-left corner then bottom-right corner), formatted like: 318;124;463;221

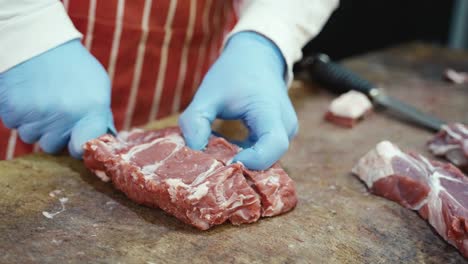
301;0;455;61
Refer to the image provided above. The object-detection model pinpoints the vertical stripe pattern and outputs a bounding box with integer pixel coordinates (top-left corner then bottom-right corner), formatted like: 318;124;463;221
122;0;153;130
84;0;97;50
171;0;197;114
107;0;125;84
33;143;40;153
63;0;70;11
0;0;238;159
208;2;223;66
6;130;17;160
191;0;213;94
148;0;178;122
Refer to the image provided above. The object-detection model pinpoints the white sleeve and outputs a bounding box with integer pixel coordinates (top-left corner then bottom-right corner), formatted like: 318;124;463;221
0;0;82;73
228;0;339;84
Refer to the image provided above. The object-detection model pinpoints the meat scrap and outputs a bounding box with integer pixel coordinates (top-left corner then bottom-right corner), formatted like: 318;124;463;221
325;90;373;128
83;127;297;230
428;123;468;172
444;68;468;84
352;141;468;258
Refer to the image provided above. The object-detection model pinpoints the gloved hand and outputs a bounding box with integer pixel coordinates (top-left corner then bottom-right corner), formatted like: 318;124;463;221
179;32;298;170
0;39;115;158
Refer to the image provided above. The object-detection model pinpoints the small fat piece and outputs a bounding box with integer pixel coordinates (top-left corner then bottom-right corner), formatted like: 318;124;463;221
325;90;373;127
444;69;468;84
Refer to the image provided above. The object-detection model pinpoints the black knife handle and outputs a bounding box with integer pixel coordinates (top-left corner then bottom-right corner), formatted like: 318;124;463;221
301;53;375;96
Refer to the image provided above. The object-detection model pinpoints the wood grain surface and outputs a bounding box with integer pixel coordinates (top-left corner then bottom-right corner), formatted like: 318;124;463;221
1;43;467;263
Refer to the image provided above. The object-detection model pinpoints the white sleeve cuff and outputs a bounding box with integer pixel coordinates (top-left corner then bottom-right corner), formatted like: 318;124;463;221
227;0;339;85
0;2;82;73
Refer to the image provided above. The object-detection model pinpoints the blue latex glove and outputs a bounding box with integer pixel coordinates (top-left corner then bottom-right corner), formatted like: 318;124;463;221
179;32;298;170
0;39;115;158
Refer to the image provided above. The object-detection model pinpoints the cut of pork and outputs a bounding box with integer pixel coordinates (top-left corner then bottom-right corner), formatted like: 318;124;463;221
324;90;372;128
428;123;468;172
352;141;468;258
83;127;297;230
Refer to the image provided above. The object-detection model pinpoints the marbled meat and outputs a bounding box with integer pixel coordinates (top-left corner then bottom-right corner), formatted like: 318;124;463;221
83;127;297;230
428;123;468;172
352;141;468;258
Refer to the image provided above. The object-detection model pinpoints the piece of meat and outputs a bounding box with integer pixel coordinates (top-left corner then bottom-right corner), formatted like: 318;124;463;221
352;141;468;258
444;68;468;84
324;90;373;128
428;123;468;172
244;165;297;217
204;137;297;217
83;127;297;230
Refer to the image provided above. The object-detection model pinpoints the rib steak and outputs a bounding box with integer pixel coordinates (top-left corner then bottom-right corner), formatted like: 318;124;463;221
83;127;297;230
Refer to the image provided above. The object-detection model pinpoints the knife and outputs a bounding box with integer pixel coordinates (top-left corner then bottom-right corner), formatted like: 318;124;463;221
299;53;446;132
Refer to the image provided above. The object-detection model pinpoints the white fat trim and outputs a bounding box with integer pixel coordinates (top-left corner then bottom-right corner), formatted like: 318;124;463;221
426;171;446;238
443;125;462;141
141;141;185;180
222;194;256;210
411;196;429;210
329;90;372;119
165;178;189;188
445;69;468;84
376;141;404;161
221;194;241;208
405;155;433;178
267;175;280;185
418;155;435;172
446;151;468;166
191;160;222;186
166;178;189;203
121;138;166;160
266;196;284;215
188;181;210;200
455;123;468;135
352;141;399;188
122;134;184;161
231;209;250;220
429;144;460;155
434;171;464;183
431;171;463;213
95;170;111;182
214;174;230;205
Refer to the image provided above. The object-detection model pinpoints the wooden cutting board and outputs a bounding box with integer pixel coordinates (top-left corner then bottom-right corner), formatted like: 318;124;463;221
1;43;467;263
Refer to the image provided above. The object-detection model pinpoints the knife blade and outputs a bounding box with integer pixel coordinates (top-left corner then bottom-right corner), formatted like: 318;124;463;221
300;53;446;132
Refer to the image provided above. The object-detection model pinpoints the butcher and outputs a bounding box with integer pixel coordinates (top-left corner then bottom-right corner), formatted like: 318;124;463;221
0;0;338;170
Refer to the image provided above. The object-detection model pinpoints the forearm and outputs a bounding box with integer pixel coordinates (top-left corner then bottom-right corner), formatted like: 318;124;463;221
0;0;82;72
228;0;339;83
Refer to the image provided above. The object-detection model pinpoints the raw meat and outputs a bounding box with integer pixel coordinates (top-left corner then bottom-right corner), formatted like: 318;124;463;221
444;68;468;84
428;123;468;172
352;141;468;258
325;90;372;128
83;127;297;230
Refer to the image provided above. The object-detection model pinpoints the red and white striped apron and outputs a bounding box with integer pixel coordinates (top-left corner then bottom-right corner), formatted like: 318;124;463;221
0;0;238;159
